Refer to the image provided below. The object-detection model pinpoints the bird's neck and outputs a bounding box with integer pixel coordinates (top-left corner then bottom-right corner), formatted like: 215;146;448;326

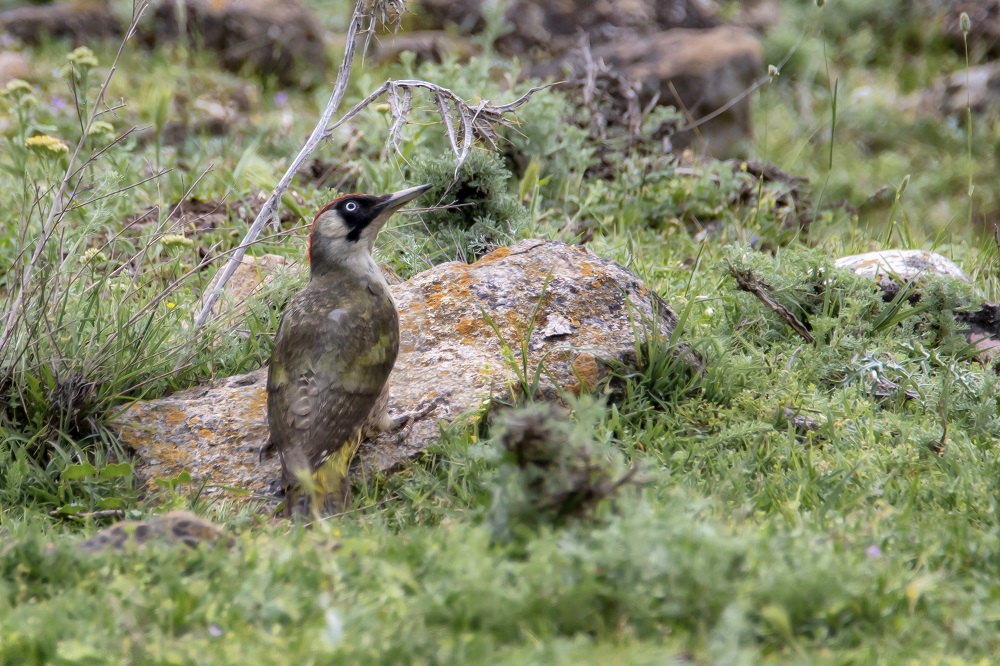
309;253;389;293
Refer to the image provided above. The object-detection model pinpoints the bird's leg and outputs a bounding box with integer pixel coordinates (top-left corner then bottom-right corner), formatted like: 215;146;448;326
258;437;277;464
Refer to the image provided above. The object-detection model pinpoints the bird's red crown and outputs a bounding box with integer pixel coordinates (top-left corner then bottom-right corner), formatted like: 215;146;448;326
309;193;363;263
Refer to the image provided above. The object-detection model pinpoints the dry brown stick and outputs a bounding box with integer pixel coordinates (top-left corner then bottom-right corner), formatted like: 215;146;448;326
726;260;815;343
933;398;948;455
192;0;547;331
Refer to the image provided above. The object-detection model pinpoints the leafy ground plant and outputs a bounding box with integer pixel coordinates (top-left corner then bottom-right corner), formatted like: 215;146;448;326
2;0;1000;663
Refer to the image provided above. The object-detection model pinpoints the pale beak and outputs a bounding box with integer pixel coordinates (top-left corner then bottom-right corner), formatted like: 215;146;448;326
374;183;432;215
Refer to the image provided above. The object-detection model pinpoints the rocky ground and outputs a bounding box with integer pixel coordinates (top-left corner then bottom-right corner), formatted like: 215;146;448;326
2;0;1000;662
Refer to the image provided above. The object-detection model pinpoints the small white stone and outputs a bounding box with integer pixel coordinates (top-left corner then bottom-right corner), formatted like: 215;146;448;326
835;250;969;283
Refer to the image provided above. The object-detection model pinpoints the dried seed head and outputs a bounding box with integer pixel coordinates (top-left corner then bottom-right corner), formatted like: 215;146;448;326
960;12;971;35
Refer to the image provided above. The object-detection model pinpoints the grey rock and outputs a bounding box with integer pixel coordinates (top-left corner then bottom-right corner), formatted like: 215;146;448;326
835;249;970;283
0;2;121;44
116;240;685;505
140;0;327;87
941;0;1000;56
0;51;30;87
918;62;1000;117
594;26;764;156
372;30;481;66
413;0;718;57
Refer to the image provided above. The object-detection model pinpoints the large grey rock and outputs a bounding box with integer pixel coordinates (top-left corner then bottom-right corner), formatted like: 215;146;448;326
115;240;684;504
413;0;718;57
597;26;763;156
0;2;121;44
140;0;327;87
527;26;764;157
918;62;1000;118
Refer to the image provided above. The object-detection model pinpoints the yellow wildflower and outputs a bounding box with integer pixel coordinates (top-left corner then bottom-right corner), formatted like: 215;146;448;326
83;248;108;263
160;234;193;248
25;135;69;155
90;120;115;141
1;79;32;97
67;46;98;68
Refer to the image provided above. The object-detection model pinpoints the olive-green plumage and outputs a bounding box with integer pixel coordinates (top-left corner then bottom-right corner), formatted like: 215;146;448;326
266;184;430;516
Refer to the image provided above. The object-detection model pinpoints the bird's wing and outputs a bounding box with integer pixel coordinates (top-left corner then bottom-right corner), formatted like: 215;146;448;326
266;288;396;479
268;369;377;475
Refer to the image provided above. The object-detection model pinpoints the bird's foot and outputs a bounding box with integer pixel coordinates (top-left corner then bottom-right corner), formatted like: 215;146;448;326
384;395;446;444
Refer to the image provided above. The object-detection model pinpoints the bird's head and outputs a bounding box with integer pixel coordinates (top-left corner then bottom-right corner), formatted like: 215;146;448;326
308;183;431;276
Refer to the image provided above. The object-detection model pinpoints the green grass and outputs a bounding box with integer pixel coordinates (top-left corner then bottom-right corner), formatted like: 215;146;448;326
2;0;1000;662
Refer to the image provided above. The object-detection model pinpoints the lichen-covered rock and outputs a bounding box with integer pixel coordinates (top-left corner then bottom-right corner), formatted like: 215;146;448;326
116;240;683;503
77;511;232;553
199;253;297;320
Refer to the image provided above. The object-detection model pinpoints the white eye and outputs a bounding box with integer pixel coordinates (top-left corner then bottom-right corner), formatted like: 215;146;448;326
344;201;358;212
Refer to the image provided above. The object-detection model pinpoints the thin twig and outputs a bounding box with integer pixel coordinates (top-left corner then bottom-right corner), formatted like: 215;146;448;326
727;260;815;343
193;0;370;329
1;1;149;352
193;8;547;330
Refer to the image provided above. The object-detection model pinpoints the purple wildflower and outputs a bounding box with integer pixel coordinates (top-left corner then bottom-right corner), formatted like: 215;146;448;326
50;95;66;111
273;92;288;107
866;545;882;558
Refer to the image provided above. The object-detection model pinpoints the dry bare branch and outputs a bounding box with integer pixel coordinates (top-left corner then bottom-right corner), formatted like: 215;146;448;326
193;0;371;329
727;260;815;343
193;0;548;330
386;83;412;156
326;79;547;165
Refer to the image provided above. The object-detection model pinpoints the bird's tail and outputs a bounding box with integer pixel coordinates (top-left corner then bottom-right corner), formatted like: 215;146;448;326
282;430;363;517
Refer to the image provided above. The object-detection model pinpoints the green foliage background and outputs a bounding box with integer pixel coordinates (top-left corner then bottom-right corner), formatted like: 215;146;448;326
1;0;1000;663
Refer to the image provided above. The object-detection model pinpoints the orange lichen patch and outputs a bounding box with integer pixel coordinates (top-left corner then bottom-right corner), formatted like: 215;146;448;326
455;319;478;336
568;353;602;394
580;261;594;277
198;429;213;439
164;408;187;426
475;246;511;265
249;386;268;411
423;292;446;309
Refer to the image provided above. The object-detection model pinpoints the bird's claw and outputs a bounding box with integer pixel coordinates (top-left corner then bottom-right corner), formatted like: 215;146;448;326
384;395;446;444
389;395;445;429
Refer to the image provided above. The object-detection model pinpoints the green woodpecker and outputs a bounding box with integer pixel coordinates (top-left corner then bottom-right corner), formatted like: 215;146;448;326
266;183;431;516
